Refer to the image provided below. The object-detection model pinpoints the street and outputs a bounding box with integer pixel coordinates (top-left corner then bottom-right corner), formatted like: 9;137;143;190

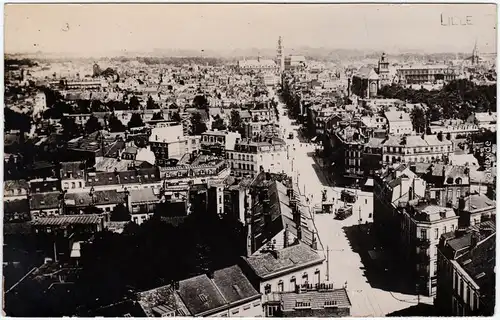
273;91;432;316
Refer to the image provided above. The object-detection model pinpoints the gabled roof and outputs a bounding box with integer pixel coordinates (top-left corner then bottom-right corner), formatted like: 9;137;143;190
212;265;260;305
178;275;227;316
242;243;324;280
280;287;351;311
31;214;103;226
136;284;190;317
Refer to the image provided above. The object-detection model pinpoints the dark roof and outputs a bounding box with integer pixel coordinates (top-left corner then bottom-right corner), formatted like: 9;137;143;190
212;265;260;304
85;167;161;187
136;284;190;317
243;243;324;279
30;214;103;226
178;274;226;316
456;233;495;304
280;287;351;311
4;179;29;192
64;189;125;207
60;161;86;179
88;299;147;317
30;192;60;210
4;199;30;214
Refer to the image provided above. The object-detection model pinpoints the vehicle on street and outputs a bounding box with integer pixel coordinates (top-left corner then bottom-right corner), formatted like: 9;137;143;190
341;190;357;203
335;205;353;220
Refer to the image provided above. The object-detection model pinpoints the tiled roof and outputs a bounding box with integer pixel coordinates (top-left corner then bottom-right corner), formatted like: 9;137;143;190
279;287;351;311
31;214;103;226
30;192;61;210
457;233;495;299
178;274;227;316
4;179;29;192
243;243;324;279
4;198;30;214
385;111;411;123
64;189;124;207
85;167;161;187
94;157;143;172
136;284;190;317
60;161;86;179
212;265;260;304
129;188;159;204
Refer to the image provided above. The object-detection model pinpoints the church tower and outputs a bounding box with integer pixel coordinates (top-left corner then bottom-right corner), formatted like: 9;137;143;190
276;36;285;74
377;52;390;85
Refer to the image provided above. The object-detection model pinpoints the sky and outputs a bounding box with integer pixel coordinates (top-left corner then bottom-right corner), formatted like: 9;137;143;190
4;4;497;55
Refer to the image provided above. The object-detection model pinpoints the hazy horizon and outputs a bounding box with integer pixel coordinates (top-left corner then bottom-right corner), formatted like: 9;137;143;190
5;4;497;56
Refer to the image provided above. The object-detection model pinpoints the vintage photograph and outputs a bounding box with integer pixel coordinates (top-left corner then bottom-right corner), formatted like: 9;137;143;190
3;3;497;317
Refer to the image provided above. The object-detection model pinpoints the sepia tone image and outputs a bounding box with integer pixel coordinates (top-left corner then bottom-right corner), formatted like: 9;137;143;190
3;3;497;317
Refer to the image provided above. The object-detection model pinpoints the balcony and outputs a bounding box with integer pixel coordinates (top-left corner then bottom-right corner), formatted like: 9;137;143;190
416;251;430;263
416;238;431;248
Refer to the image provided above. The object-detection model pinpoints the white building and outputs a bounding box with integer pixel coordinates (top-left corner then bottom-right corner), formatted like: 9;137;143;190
384;110;413;136
227;138;289;178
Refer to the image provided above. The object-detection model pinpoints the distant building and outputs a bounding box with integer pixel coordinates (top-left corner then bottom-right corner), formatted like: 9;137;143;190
284;55;306;71
200;130;241;155
381;134;453;165
351;67;379;98
238;58;278;73
397;65;457;84
149;124;201;163
376;52;391;86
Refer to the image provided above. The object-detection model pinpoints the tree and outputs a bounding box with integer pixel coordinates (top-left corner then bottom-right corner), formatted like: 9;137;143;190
83;205;104;215
107;114;126;132
110;203;131;222
128;113;144;129
437;131;443;141
410;107;426;134
230;110;242;132
61;116;80;140
146;96;158;109
152;112;164;121
190;112;207;135
171;111;181;122
129;96;141;110
193;95;208;109
211;116;226;131
84;115;102;134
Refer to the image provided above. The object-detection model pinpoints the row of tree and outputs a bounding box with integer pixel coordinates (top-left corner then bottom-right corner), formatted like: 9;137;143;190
379;79;496;121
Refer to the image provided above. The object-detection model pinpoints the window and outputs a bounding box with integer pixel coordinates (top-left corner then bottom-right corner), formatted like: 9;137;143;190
264;284;271;294
456;189;461;199
420;229;427;240
443;226;447;234
231;309;239;315
434;260;438;275
278;280;284;292
71;182;76;188
435;228;439;240
243;305;251;311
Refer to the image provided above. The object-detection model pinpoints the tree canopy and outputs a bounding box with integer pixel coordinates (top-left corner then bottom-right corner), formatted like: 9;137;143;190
84;115;102;135
107;114;126;133
110;203;131;222
379;79;496;121
211;116;226;131
190;112;207;135
127;113;144;129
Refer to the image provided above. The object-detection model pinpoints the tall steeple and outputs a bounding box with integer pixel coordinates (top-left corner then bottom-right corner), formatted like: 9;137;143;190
276;36;285;73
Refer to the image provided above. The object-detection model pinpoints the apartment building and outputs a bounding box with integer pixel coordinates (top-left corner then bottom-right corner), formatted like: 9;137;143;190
227;138;288;178
384;110;413;136
382;134;453;165
149;124;201;164
241;243;325;296
373;164;460;296
397;65;457;84
436;221;495;316
200;130;241;155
